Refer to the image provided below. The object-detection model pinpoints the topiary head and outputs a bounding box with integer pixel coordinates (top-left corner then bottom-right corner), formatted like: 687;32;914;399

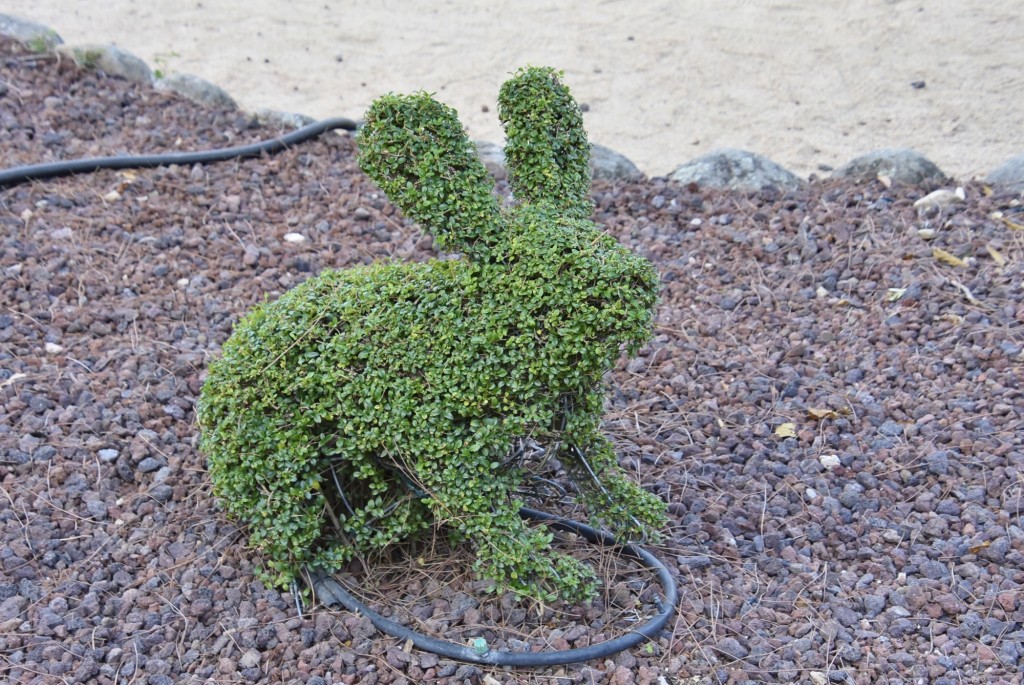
357;66;659;384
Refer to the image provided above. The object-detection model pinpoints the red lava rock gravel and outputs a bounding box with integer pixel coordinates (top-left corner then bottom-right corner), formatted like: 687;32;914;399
2;37;1023;685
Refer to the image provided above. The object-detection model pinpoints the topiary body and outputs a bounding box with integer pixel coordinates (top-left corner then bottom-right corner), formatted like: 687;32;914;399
197;66;666;602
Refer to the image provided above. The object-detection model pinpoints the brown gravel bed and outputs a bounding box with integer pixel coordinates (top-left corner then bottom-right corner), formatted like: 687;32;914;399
2;37;1024;685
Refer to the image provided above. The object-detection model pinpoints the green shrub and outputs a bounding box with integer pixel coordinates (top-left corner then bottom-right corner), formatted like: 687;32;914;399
197;66;666;602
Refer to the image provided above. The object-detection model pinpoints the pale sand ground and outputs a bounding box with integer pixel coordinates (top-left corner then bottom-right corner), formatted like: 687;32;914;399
8;1;1024;180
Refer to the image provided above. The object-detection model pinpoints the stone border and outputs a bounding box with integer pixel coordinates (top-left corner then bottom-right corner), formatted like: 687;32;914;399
3;13;1023;193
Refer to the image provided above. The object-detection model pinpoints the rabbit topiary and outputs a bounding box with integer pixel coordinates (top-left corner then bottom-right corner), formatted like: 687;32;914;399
197;66;666;602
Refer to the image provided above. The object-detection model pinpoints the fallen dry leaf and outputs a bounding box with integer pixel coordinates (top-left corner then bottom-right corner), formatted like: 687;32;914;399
932;247;968;268
985;244;1007;267
775;423;797;438
952;281;982;305
808;407;839;420
1000;216;1024;231
885;287;907;302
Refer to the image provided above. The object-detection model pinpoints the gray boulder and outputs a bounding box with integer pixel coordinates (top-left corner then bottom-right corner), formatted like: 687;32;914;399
255;108;316;130
57;43;153;86
831;148;946;185
590;144;644;181
474;140;508;180
156;73;237;109
668;148;802;191
985;154;1024;194
473;141;644;182
0;14;63;50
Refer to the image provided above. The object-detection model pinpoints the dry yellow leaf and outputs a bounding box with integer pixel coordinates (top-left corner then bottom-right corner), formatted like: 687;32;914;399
953;281;981;305
775;423;797;438
982;185;994;197
999;216;1024;232
932;247;967;268
808;407;839;420
986;244;1007;267
885;287;906;302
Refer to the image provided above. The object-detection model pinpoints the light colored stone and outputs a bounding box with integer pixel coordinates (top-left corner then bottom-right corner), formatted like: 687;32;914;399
668;148;802;191
155;73;237;109
914;187;965;212
238;649;260;669
985;153;1024;193
57;43;153;86
474;140;507;180
473;140;644;182
819;454;841;470
255;108;316;129
830;148;946;185
0;13;63;49
914;186;966;219
590;143;644;181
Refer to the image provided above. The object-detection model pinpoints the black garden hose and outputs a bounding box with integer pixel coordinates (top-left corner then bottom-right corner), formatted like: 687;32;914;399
307;506;678;667
0;116;359;188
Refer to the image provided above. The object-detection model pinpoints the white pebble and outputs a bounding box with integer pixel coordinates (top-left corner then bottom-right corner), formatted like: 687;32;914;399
44;342;64;354
239;649;261;669
283;232;306;243
914;187;965;212
819;454;841;470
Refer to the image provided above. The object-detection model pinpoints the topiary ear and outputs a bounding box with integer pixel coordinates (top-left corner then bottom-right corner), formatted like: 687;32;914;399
498;66;593;219
358;92;504;257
